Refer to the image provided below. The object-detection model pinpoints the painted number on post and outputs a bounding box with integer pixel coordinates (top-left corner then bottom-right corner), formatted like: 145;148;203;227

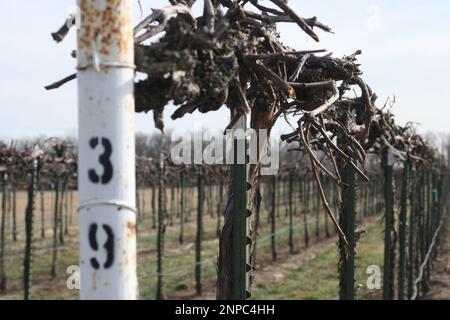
88;137;113;184
89;223;115;269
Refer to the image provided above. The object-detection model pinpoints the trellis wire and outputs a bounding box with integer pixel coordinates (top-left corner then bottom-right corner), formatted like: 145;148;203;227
411;204;447;300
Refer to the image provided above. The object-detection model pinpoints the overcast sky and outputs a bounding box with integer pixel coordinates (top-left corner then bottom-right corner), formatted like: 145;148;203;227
0;0;449;141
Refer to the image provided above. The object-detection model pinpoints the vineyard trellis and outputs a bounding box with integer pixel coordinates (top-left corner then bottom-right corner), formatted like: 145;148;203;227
0;0;447;301
1;139;448;300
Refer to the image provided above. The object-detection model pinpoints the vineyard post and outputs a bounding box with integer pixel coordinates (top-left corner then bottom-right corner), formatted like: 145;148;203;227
372;175;375;213
77;0;137;299
340;156;356;300
324;177;330;237
363;181;367;218
270;175;276;260
429;171;436;279
152;181;156;229
266;179;271;224
303;175;309;247
293;174;298;216
50;176;60;278
6;189;10;239
362;180;367;217
170;183;175;226
187;186;193;220
40;187;45;238
156;154;166;300
69;190;74;228
373;175;377;214
0;172;7;291
195;170;204;295
187;186;192;221
175;181;180;219
315;176;320;239
273;177;277;218
398;157;409;300
216;179;223;238
136;185;141;221
285;176;289;217
433;171;443;259
383;147;394;300
231;113;251;300
208;178;214;219
422;168;430;292
156;153;167;300
288;170;294;253
24;159;38;300
64;188;69;235
306;173;310;224
407;163;416;299
12;184;17;242
425;171;432;282
179;172;185;244
142;185;146;220
448;145;450;169
58;178;66;244
430;172;437;259
357;180;363;223
423;170;430;285
370;177;375;214
417;168;425;297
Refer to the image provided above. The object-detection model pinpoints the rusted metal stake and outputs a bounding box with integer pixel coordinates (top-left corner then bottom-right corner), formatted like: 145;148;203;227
24;159;38;300
0;173;7;291
77;0;137;299
341;158;356;300
156;154;166;300
195;171;203;296
231;112;251;300
383;147;394;300
398;158;409;300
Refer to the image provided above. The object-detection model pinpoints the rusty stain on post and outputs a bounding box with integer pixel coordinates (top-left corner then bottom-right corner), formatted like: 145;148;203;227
78;0;134;70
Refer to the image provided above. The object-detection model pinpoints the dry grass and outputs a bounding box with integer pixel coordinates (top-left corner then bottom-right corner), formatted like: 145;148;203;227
0;185;384;300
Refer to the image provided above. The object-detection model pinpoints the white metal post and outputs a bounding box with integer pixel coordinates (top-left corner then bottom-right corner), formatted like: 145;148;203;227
77;0;137;299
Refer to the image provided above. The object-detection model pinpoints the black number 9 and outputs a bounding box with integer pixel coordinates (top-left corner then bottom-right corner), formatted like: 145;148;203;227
89;223;115;269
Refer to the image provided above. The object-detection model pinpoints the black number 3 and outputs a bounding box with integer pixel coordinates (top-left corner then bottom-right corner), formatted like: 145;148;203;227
88;137;113;184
